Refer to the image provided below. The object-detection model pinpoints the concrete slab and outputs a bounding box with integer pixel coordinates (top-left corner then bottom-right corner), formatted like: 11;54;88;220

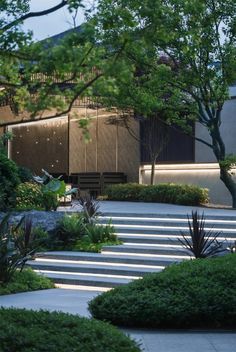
58;200;236;217
0;289;235;352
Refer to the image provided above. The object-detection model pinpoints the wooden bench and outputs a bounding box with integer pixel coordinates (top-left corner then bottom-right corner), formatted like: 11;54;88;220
70;172;101;197
101;172;127;194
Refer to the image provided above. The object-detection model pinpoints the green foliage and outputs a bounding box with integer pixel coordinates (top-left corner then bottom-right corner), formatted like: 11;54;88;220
13;217;49;257
219;154;236;173
89;254;236;329
0;151;20;211
16;182;44;210
83;221;116;244
0;2;108;125
0;308;140;352
17;166;33;183
33;170;77;211
178;211;225;258
105;183;144;201
105;183;208;205
73;240;121;253
54;214;85;247
0;214;27;284
0;268;54;295
53;213;119;251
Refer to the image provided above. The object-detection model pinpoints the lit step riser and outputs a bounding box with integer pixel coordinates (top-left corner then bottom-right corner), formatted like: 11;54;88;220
38;272;133;288
28;263;161;277
101;213;236;221
115;227;236;238
102;246;189;256
99;219;236;229
117;235;235;245
38;254;177;267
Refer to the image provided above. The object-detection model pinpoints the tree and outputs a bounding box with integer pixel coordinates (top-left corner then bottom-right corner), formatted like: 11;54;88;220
0;0;116;128
95;0;236;207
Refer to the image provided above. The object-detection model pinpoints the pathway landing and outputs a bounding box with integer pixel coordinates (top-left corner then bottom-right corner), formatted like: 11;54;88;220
0;288;235;352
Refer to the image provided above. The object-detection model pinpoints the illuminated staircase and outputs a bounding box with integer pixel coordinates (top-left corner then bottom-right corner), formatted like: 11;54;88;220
28;212;236;290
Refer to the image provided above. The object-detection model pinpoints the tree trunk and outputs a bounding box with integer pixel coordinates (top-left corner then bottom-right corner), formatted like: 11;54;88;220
150;158;156;185
219;166;236;208
208;111;236;208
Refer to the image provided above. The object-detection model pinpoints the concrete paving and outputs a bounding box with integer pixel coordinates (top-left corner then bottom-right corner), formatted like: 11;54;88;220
58;200;236;217
0;288;235;352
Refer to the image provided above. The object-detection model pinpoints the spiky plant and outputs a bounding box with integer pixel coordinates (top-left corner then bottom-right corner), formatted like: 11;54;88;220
78;194;101;224
178;211;224;258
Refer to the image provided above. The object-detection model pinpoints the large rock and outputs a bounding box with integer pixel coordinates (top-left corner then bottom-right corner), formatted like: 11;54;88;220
0;211;77;233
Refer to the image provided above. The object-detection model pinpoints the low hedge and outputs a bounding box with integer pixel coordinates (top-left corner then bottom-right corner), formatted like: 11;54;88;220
0;308;140;352
105;183;209;205
89;254;236;329
0;268;54;295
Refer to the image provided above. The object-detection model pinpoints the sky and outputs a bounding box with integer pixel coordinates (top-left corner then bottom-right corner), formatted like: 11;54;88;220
23;1;86;41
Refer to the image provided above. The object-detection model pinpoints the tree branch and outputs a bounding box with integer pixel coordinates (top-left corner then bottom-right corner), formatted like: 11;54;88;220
1;1;68;32
0;73;103;128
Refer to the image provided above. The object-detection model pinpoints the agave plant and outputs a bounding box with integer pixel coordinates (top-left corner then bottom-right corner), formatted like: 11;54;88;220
178;211;224;259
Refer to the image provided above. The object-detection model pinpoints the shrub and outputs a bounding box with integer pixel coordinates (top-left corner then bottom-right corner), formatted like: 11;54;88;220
16;182;44;210
83;222;116;244
105;183;209;205
0;308;140;352
0;268;54;295
54;214;85;247
18;166;33;183
42;191;59;211
89;254;236;329
105;183;145;201
0;151;20;210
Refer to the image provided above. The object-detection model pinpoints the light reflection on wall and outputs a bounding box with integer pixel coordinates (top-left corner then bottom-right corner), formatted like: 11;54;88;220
8;117;68;174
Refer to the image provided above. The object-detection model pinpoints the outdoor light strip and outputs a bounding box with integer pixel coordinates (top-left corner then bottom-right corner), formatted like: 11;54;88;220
101;251;191;259
101;216;236;224
142;163;220;170
123;243;182;248
35;258;165;269
116;233;236;241
34;270;140;280
112;224;236;232
7;115;68;128
54;284;111;292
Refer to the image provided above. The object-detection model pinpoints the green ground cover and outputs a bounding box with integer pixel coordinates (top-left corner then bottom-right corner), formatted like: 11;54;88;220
0;268;54;295
0;308;140;352
89;254;236;329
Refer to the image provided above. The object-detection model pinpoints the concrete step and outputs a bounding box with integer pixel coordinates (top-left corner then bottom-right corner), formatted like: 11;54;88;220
35;270;135;288
112;224;236;238
101;212;236;221
28;259;162;277
102;244;189;256
100;215;236;229
36;251;182;267
117;233;234;245
31;211;236;289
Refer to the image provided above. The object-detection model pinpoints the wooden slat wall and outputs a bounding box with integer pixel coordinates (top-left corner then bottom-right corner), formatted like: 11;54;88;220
10;118;68;174
69;108;140;182
140;118;194;163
